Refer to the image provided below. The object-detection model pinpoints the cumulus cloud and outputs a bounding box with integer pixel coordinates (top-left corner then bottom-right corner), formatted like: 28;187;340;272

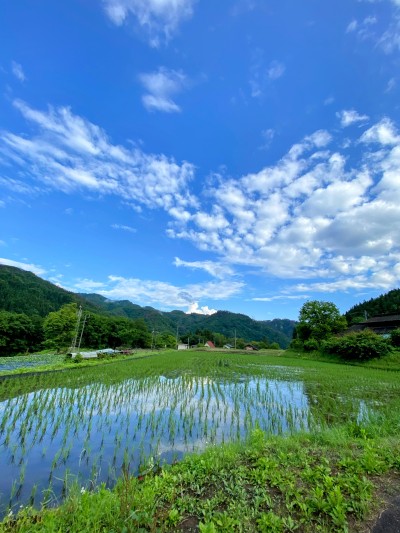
0;258;46;276
74;274;243;313
102;0;196;46
139;67;187;112
360;117;400;144
337;109;369;127
2;96;400;299
186;303;217;315
168;118;400;294
0;99;196;212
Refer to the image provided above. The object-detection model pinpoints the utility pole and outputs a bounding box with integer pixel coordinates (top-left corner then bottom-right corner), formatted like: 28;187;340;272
77;314;89;352
176;325;179;349
234;328;237;349
70;305;82;353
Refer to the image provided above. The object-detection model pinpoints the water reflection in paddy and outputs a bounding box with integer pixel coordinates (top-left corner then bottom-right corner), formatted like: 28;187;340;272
0;372;371;515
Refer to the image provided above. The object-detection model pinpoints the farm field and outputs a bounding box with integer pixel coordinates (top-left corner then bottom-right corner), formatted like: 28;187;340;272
1;350;400;531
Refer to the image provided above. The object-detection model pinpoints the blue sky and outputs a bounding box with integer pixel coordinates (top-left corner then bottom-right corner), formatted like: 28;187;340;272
1;0;400;320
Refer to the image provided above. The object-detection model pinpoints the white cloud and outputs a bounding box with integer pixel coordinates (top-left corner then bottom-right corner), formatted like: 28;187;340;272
0;99;196;212
267;60;285;80
337;109;369;127
102;0;196;46
174;257;235;279
324;96;335;106
168;118;400;294
360;117;400;144
111;223;137;233
348;5;400;54
260;128;275;149
346;15;377;41
139;67;187;113
249;50;285;97
346;20;358;33
78;274;244;313
379;14;400;53
186;302;217;315
74;278;106;291
252;294;309;302
3;96;400;299
11;61;26;82
385;77;396;92
0;258;46;276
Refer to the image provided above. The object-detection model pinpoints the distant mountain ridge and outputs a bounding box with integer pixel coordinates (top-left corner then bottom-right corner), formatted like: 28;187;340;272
79;294;295;348
0;265;296;347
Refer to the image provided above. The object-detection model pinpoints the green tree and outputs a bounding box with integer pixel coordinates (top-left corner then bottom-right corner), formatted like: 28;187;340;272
43;303;78;351
297;301;347;343
0;311;42;356
155;332;177;348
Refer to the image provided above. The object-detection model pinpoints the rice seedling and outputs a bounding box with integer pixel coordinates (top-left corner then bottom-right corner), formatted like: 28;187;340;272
1;350;400;518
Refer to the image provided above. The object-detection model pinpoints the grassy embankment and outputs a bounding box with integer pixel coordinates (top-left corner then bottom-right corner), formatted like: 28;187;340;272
0;349;161;377
1;349;400;532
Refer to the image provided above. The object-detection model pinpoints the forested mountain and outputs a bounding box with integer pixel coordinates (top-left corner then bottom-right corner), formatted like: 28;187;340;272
0;266;296;348
79;294;295;347
345;289;400;324
0;265;98;317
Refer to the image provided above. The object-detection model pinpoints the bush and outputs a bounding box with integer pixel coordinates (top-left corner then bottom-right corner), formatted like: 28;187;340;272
303;338;319;352
289;339;304;351
72;352;83;363
322;330;391;361
390;328;400;347
269;342;280;350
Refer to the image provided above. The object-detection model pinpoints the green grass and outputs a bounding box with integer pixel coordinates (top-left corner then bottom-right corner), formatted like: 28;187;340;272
1;350;400;532
1;425;399;532
0;349;161;377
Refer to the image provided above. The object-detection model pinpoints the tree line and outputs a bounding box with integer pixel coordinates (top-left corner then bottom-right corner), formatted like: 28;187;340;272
0;303;282;357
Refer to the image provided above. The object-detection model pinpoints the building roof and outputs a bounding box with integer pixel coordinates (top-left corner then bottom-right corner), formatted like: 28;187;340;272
362;315;400;324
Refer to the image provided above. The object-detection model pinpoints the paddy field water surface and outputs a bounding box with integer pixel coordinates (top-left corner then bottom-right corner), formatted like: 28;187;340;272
0;350;399;518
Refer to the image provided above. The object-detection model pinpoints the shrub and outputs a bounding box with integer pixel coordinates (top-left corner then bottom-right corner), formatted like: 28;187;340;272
322;330;391;361
390;328;400;347
303;338;319;352
72;352;83;363
289;339;304;350
269;342;280;350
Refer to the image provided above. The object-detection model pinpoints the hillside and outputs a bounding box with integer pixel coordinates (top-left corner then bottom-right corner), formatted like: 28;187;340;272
0;265;99;317
0;266;295;347
345;288;400;324
79;293;295;347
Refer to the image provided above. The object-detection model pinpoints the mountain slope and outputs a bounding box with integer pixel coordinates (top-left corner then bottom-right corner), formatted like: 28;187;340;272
345;289;400;324
0;265;295;347
0;265;94;316
79;294;295;347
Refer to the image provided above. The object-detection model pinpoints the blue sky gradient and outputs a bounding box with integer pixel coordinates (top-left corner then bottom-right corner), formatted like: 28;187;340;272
1;0;400;319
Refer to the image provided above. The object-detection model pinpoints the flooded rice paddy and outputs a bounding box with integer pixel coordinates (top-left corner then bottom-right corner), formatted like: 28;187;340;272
0;352;396;516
